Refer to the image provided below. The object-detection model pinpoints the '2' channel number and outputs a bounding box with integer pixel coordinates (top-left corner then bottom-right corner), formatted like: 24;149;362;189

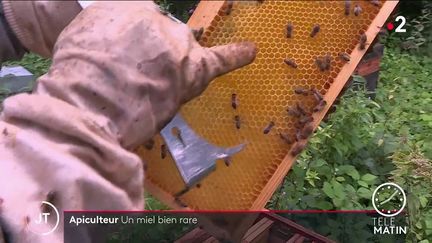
395;16;406;33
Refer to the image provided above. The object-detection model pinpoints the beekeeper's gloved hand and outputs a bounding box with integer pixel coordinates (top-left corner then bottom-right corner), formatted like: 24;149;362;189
0;1;256;243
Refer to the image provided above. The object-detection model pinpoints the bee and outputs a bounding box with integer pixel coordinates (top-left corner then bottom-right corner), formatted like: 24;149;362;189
299;115;314;125
313;99;327;112
41;191;56;214
294;121;304;130
286;22;294;38
323;54;332;70
231;93;238;109
192;27;204;41
144;139;155;150
161;144;167;159
300;123;315;139
359;33;368;50
295;129;302;141
175;187;190;198
159;7;170;15
310;24;320;38
175;129;186;146
295;103;307;116
315;57;326;71
223;156;232;167
311;88;323;102
287;107;301;117
234;115;241;129
263;121;275;134
174;197;188;208
339;52;351;62
291;142;307;156
354;5;362;16
284;58;298;68
370;0;381;7
225;0;234;15
344;1;351;16
279;132;294;144
378;28;388;36
294;87;310;96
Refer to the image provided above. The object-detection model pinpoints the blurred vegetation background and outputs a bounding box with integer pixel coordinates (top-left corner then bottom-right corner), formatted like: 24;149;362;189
1;1;431;242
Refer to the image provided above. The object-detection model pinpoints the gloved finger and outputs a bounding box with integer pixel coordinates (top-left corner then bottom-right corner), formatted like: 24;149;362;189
207;41;257;79
184;41;257;102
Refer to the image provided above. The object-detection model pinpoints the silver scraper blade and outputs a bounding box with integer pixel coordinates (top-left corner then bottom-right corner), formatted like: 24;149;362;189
160;113;246;187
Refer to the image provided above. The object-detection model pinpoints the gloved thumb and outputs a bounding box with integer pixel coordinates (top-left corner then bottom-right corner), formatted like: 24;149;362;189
184;41;257;102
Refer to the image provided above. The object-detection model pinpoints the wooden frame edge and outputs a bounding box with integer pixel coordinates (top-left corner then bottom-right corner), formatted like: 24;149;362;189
187;1;225;29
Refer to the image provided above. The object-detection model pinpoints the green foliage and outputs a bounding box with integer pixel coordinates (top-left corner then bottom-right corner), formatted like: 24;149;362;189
1;53;50;104
269;49;432;241
391;148;432;242
153;0;198;23
0;86;11;104
144;193;170;210
4;53;51;78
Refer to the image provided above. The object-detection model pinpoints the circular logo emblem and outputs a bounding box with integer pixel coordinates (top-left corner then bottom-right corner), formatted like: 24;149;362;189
372;182;406;217
28;201;60;235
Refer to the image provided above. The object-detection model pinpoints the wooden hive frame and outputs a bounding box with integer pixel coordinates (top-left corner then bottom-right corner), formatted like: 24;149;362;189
143;0;399;210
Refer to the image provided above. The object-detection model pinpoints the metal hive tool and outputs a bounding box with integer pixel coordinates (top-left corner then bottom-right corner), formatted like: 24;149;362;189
136;0;399;210
160;113;246;188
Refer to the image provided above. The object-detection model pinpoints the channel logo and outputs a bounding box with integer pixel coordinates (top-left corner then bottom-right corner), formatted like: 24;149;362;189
27;201;60;236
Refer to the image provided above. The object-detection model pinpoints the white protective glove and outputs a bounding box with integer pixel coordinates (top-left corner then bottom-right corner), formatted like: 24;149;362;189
0;1;257;242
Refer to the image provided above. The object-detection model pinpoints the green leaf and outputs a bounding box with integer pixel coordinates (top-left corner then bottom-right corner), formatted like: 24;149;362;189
331;180;346;199
420;196;428;208
358;180;369;188
378;138;384;147
361;174;377;182
425;219;432;229
420;114;432;122
311;158;327;167
323;182;335;199
357;188;372;199
336;165;356;175
307;180;315;187
347;169;360;180
332;198;343;208
335;176;345;182
316;201;333;210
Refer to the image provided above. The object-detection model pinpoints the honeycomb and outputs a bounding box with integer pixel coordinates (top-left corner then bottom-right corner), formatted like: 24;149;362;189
136;0;396;210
